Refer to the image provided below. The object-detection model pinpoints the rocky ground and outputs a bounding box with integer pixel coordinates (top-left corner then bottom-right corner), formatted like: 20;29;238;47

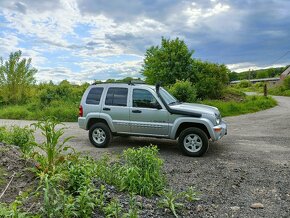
0;143;39;211
1;95;290;217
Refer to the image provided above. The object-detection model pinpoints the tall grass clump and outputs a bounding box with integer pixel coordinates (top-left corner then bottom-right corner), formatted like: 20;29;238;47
202;95;277;117
119;146;166;196
94;146;166;197
268;77;290;96
0;126;35;156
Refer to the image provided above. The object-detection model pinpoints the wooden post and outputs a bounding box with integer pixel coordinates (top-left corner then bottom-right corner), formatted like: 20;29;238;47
264;83;268;97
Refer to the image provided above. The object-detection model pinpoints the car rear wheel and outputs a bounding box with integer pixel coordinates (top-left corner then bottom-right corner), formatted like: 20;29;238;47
178;127;209;157
89;123;112;148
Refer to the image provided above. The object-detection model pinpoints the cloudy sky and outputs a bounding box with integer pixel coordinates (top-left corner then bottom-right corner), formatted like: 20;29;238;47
0;0;290;83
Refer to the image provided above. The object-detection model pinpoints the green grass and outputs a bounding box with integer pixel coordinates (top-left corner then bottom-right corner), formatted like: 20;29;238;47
268;86;290;97
202;95;277;117
0;101;78;122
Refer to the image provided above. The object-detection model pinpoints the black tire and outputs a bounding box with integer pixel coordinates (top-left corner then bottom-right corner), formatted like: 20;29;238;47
178;127;209;157
89;123;112;148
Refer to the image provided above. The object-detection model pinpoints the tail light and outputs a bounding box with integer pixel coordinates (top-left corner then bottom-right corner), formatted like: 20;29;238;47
79;105;83;117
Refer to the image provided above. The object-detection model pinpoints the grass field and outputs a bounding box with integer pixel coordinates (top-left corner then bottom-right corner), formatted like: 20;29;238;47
202;95;277;117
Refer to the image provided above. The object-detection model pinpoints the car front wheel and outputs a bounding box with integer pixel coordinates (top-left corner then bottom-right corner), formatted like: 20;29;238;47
178;127;209;157
89;123;112;148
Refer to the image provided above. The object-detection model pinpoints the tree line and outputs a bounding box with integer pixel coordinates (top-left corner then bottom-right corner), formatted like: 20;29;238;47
1;38;287;106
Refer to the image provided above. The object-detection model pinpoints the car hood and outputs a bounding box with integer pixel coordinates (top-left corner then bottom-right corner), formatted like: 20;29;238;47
170;102;219;116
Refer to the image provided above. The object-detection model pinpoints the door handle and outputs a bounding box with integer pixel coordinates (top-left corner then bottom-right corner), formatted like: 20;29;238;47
132;109;142;113
103;107;111;111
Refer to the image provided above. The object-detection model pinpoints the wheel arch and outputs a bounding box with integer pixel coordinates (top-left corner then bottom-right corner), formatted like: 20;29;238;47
175;122;211;139
87;118;110;130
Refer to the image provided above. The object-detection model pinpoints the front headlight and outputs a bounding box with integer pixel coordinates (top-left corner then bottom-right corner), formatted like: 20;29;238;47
215;113;221;125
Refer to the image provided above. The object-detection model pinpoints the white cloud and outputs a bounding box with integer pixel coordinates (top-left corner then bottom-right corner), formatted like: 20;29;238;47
181;2;230;27
1;0;290;83
227;62;287;73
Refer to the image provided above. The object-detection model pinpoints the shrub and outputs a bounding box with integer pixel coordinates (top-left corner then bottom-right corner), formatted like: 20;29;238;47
8;126;35;156
118;146;166;197
239;80;252;88
0;127;8;142
66;156;97;194
93;146;166;197
169;80;197;102
283;76;290;89
194;61;229;99
0;106;32;120
0;201;29;218
0;126;35;156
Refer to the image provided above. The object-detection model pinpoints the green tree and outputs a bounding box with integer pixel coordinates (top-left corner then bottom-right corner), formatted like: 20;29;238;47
142;37;194;86
168;80;197;102
0;51;37;104
193;60;229;99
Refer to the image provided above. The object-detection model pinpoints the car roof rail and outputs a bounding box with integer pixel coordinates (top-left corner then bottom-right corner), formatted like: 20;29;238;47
128;80;146;85
91;80;145;86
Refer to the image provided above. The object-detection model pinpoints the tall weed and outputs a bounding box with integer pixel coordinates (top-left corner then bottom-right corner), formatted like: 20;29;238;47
31;118;74;174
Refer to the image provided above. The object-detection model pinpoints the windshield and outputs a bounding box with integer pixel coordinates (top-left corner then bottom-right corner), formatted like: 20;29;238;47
159;88;178;105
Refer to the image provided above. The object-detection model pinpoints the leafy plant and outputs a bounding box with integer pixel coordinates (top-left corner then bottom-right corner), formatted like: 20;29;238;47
8;126;35;156
182;186;199;202
104;198;123;218
74;187;96;218
168;80;197;102
66;156;96;194
159;187;199;218
0;125;35;157
122;194;140;218
0;200;30;218
0;126;8;143
95;184;107;210
41;174;76;218
31;118;74;174
158;190;185;218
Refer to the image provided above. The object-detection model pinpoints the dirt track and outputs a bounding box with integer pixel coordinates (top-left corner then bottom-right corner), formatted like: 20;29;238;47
1;95;290;217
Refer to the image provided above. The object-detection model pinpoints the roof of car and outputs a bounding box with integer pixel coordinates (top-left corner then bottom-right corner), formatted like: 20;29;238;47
90;83;155;90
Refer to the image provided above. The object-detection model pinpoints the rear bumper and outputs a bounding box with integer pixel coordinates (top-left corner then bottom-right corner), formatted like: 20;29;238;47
212;120;227;141
78;117;87;130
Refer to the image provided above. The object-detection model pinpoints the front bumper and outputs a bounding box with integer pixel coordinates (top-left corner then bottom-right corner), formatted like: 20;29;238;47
212;120;227;141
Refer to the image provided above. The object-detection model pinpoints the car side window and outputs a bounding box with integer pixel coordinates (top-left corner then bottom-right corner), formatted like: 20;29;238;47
86;87;103;105
105;87;128;106
133;89;161;109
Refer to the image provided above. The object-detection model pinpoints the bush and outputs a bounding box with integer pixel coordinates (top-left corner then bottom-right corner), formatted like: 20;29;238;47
194;61;229;99
239;80;252;88
0;106;33;120
94;146;166;197
118;146;166;196
283;76;290;89
0;126;35;156
169;80;197;102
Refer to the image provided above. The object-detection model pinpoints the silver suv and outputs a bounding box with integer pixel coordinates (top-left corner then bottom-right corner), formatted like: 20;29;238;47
78;82;227;157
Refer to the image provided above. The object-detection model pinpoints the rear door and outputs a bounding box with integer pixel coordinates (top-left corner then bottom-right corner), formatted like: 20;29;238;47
102;87;130;133
129;88;169;136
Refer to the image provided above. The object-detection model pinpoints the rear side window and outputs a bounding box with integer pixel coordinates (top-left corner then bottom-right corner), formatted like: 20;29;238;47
105;87;128;106
86;87;103;105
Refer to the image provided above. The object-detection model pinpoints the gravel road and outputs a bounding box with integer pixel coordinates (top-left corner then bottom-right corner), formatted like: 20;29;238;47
1;96;289;217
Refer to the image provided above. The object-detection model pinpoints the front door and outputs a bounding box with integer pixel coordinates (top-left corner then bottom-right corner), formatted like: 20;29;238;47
130;88;169;136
